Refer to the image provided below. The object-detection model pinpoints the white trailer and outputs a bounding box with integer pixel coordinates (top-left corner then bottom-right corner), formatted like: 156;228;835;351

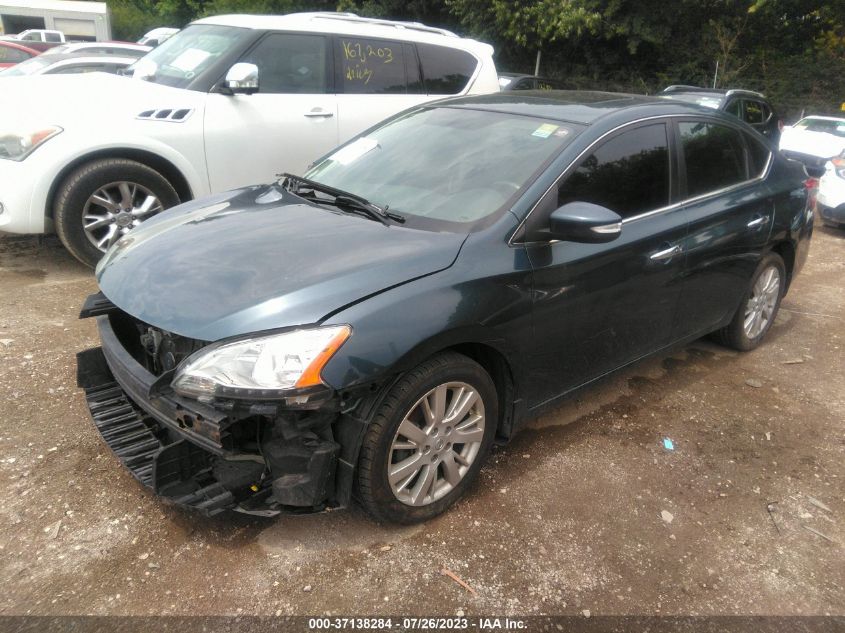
0;0;111;42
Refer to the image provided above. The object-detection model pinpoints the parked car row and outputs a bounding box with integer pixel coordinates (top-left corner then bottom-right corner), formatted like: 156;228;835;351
0;11;820;524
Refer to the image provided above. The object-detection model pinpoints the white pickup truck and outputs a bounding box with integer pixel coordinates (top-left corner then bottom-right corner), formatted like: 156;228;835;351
0;12;498;266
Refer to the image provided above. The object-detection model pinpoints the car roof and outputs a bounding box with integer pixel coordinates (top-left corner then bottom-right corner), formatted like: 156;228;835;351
798;115;845;123
0;39;40;54
193;12;493;56
40;54;137;67
436;90;716;126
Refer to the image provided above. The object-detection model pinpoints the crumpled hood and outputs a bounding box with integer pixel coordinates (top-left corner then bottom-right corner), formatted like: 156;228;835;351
0;74;204;127
96;185;467;341
780;126;845;161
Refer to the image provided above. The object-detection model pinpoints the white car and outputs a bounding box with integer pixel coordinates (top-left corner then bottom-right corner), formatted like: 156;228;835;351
817;154;845;227
779;115;845;175
46;42;153;57
0;53;138;76
0;12;497;267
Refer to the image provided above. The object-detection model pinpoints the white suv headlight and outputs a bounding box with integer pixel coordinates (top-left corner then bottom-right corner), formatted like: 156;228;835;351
0;125;63;161
171;325;351;400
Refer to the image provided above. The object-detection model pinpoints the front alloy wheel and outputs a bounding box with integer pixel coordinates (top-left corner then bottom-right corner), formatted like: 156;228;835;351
388;382;486;507
355;352;497;524
83;181;164;252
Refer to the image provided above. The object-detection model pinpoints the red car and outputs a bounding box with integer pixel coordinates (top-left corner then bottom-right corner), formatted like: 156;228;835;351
0;40;39;69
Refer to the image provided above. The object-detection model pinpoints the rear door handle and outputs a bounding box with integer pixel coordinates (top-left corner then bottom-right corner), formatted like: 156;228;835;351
649;245;682;261
747;215;768;229
303;109;334;118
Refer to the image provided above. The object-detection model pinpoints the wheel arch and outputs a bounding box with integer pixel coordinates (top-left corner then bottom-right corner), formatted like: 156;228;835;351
46;148;194;219
769;240;796;290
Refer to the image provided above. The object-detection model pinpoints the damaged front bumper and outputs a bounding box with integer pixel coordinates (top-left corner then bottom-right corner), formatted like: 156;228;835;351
77;296;369;517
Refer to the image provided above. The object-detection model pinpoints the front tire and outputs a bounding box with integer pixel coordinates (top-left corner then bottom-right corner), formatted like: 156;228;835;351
712;253;786;351
54;158;180;268
355;352;498;524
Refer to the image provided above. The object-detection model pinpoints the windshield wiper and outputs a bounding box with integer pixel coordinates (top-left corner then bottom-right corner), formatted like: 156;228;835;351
280;173;405;225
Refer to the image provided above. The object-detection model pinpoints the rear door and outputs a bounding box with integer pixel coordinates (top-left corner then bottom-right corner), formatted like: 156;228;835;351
204;31;338;191
671;119;775;339
522;120;689;406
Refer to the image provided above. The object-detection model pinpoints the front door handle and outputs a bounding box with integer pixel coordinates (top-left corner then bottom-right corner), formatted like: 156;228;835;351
649;244;682;261
747;215;768;229
303;109;334;118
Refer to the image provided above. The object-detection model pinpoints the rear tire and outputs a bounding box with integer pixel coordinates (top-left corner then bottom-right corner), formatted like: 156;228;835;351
712;253;786;351
54;158;179;268
355;352;497;524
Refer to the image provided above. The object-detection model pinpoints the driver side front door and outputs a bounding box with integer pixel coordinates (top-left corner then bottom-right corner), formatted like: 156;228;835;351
204;31;339;192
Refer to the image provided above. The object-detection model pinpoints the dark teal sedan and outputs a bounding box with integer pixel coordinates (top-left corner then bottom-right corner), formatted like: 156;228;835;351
77;91;814;523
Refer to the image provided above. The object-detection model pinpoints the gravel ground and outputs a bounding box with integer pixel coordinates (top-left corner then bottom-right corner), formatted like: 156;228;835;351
0;226;842;618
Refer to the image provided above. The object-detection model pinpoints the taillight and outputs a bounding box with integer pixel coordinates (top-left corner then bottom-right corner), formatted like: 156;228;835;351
832;157;845;180
804;177;818;209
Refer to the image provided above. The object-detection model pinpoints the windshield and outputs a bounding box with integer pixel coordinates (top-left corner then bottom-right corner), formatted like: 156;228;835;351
0;55;52;76
795;117;845;138
305;107;580;231
128;24;251;89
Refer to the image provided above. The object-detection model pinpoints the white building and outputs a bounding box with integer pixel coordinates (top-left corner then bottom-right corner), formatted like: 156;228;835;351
0;0;111;41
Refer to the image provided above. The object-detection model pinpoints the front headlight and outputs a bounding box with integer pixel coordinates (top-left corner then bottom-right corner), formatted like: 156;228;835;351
171;325;351;400
0;125;63;161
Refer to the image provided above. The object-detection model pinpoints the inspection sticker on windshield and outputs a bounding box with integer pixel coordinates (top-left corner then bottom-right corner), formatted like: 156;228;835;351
328;137;379;165
532;123;559;138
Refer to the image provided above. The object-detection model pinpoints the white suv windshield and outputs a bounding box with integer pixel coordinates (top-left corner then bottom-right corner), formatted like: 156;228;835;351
306;107;580;230
129;24;251;89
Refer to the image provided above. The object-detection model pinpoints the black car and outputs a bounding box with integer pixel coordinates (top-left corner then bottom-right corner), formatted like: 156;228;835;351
660;85;783;141
77;91;813;524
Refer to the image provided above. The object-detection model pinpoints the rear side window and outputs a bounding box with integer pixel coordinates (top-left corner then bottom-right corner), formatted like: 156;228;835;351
242;33;328;94
680;121;747;197
45;32;62;43
418;43;477;94
725;99;741;117
743;100;765;125
336;37;407;94
558;123;671;219
744;132;771;176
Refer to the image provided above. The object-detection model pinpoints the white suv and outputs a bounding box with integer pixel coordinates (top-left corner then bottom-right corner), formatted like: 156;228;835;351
0;12;497;266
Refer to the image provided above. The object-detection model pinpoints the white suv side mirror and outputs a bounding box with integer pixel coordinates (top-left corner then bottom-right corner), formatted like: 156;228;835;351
224;63;259;95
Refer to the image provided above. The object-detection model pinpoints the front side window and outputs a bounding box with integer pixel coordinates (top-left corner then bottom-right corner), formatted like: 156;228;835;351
306;108;580;231
335;37;407;94
45;32;61;43
557;123;671;219
418;43;477;94
679;121;747;197
242;33;327;94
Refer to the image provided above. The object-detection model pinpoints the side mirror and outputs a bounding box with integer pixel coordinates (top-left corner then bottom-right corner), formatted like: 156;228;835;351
224;63;259;95
548;202;622;243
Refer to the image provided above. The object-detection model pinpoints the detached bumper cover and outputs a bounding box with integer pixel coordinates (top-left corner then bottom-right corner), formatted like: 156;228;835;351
77;315;269;516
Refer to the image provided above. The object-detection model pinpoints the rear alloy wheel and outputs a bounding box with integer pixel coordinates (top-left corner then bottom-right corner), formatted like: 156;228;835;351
713;253;786;351
54;158;180;268
355;352;497;524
